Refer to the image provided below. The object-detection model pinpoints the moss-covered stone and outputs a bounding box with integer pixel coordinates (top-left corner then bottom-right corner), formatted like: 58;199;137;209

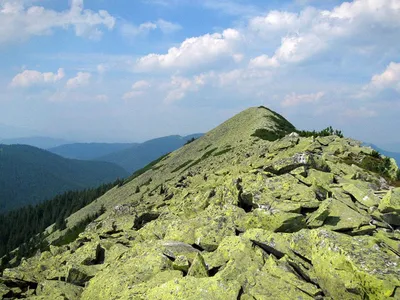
3;106;400;300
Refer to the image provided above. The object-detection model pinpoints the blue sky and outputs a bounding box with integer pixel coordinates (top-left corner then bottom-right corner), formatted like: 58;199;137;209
1;0;400;145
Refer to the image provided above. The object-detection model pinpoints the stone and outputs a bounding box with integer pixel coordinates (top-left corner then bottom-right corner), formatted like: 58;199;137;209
187;253;208;278
310;229;400;299
35;280;83;300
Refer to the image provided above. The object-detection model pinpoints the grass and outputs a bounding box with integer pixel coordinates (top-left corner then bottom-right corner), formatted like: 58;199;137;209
122;153;170;185
180;148;219;173
214;148;233;157
171;160;194;173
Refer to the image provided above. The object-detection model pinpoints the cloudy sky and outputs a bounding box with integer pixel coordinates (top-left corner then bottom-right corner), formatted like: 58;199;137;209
1;0;399;145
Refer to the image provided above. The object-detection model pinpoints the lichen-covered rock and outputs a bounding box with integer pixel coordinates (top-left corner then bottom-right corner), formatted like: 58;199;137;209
379;188;400;216
3;107;400;300
187;253;208;278
147;277;241;300
311;229;400;299
35;280;83;300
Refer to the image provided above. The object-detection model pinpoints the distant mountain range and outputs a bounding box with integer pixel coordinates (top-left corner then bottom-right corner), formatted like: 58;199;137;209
48;143;136;160
0;144;128;213
48;134;204;173
95;134;203;173
0;137;72;149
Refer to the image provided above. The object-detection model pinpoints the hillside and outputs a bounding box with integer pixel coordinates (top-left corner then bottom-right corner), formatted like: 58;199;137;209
0;145;128;213
366;143;400;166
97;134;203;172
48;143;136;160
1;107;400;299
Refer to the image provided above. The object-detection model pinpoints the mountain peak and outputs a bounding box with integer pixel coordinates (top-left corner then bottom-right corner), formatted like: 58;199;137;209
204;106;296;145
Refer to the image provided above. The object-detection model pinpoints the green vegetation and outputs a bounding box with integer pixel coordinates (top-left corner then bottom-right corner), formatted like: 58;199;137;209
298;126;344;138
214;148;233;157
182;148;219;172
252;113;297;141
123;153;170;185
0;180;121;270
253;125;344;142
171;160;194;173
53;206;106;247
343;152;397;181
0;144;128;213
184;137;197;145
252;129;286;141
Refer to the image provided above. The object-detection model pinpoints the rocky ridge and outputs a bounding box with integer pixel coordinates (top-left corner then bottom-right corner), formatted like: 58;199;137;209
1;106;400;299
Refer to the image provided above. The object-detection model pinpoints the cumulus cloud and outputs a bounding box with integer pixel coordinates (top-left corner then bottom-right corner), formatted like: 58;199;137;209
66;72;91;89
122;80;152;100
248;0;400;68
135;28;243;71
282;92;325;107
368;62;400;92
10;68;65;87
0;0;115;44
120;19;181;38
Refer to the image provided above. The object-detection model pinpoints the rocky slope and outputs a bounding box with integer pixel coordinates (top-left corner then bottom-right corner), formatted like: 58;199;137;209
1;106;400;299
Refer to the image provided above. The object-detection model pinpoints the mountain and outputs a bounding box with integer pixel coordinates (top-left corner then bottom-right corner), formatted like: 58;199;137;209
97;134;203;173
1;107;400;299
365;143;400;165
48;143;136;160
0;137;71;149
0;144;128;213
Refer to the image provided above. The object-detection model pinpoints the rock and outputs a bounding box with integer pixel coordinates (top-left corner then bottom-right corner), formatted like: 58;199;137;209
187;253;208;278
306;199;331;228
147;277;241;300
311;229;400;299
66;265;100;286
342;181;380;207
322;198;371;231
36;280;83;300
240;209;306;232
172;255;190;273
379;188;400;214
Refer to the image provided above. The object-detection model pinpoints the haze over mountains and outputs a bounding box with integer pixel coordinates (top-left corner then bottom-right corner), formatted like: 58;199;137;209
48;143;135;161
0;144;128;213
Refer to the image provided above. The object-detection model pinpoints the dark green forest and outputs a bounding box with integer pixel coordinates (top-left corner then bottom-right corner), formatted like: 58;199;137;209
0;179;122;270
0;144;128;213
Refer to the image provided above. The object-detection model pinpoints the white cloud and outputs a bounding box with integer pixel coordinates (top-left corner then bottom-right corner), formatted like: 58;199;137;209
135;28;242;71
132;80;151;90
10;68;64;87
369;62;400;92
122;80;151;100
282;92;325;107
156;19;182;33
247;0;400;68
0;0;115;44
66;72;91;89
120;19;181;38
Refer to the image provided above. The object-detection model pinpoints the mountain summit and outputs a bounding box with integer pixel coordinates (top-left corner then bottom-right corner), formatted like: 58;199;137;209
1;107;400;299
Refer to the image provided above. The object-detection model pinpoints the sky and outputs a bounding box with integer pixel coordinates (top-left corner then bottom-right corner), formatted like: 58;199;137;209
0;0;400;144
